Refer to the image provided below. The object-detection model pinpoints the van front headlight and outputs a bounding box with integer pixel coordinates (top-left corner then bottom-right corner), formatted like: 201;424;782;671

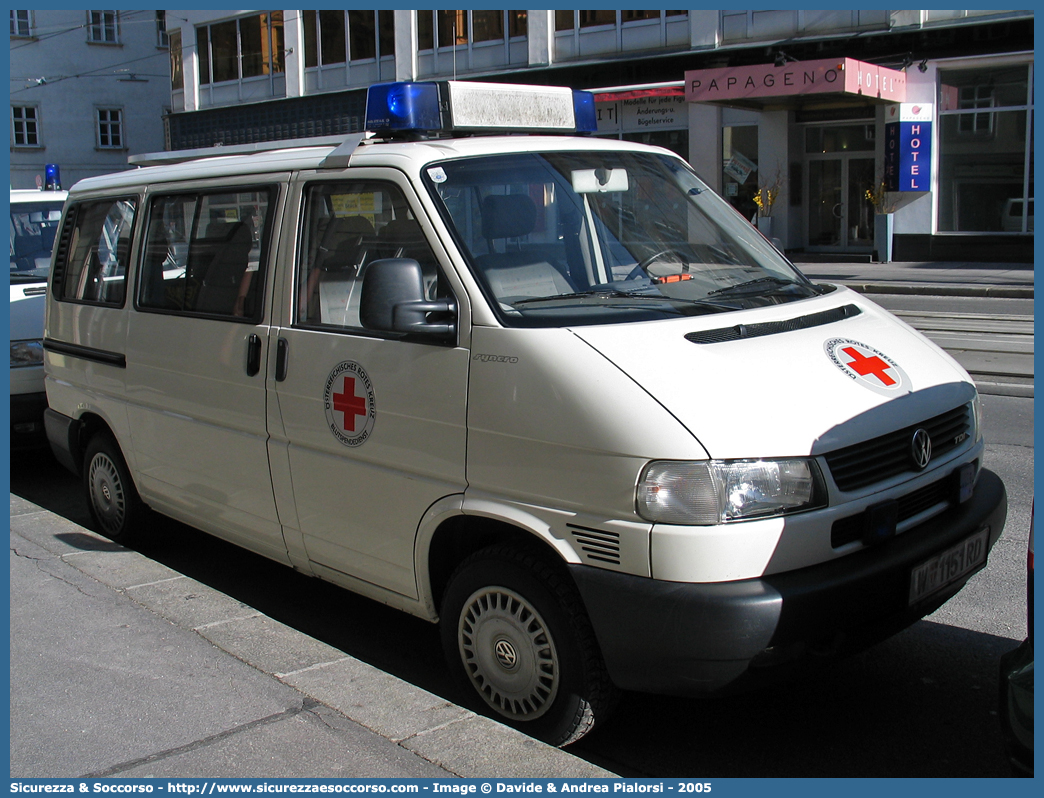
637;458;827;525
10;339;44;368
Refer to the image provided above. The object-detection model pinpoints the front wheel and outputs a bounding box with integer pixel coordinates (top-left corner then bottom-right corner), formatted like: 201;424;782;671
83;431;146;544
440;545;616;746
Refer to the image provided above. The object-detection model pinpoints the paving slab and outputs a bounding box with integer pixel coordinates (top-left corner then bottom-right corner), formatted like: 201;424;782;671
9;496;617;779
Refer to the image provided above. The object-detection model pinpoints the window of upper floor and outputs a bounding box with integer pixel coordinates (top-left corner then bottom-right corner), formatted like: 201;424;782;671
11;104;40;148
96;108;124;149
169;29;183;91
555;10;687;31
417;10;527;51
156;10;169;48
10;10;31;37
302;10;395;66
197;12;284;85
87;10;120;44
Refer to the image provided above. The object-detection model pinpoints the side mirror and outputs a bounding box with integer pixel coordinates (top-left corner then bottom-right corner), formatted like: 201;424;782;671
359;258;456;337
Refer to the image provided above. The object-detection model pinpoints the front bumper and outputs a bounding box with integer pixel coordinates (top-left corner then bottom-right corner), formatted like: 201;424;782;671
570;468;1007;696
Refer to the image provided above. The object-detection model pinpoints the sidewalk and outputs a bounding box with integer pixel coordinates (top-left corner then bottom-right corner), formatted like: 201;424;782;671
9;494;615;779
790;259;1034;298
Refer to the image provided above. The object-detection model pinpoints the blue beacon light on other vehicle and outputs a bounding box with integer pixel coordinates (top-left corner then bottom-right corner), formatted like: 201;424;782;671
44;163;62;191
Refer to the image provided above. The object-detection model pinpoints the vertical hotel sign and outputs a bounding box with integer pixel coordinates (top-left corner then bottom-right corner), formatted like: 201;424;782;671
885;103;933;191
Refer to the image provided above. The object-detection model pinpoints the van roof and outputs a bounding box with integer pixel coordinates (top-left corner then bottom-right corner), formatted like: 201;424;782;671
65;134;669;196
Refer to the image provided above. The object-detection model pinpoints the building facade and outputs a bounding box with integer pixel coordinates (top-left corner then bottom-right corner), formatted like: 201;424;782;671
9;10;171;189
163;10;1033;261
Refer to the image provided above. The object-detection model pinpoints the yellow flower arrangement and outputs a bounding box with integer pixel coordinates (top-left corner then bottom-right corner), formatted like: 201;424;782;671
753;186;779;216
753;166;785;217
865;180;900;214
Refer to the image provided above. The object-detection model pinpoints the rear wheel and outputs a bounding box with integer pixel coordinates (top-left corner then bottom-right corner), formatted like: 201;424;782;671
440;545;616;746
83;431;145;544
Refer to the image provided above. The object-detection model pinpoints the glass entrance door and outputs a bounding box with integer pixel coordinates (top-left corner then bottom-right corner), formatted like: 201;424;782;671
804;123;876;253
808;156;875;252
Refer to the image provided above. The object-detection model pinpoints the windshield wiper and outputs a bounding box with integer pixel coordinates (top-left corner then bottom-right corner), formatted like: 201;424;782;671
706;275;805;298
512;289;669;306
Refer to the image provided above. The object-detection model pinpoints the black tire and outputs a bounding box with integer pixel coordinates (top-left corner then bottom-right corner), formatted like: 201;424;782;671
83;431;146;544
440;544;617;746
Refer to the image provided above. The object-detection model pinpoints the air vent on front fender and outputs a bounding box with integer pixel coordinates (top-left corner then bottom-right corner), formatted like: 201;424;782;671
567;524;621;566
685;303;861;345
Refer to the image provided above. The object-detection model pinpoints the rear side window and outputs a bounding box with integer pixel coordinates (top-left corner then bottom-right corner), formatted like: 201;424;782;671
138;187;273;320
52;198;137;306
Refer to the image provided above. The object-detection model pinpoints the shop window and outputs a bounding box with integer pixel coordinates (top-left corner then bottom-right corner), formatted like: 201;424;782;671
722;125;759;221
938;64;1033;232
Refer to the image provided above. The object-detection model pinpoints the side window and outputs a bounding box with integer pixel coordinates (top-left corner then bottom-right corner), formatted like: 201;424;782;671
297;181;444;330
138;188;272;320
53;197;136;306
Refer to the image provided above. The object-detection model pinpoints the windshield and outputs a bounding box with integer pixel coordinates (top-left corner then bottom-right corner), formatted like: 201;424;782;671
10;199;65;283
426;150;820;327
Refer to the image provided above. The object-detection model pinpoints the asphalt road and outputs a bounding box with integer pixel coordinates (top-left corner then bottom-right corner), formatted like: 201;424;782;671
9;392;1033;778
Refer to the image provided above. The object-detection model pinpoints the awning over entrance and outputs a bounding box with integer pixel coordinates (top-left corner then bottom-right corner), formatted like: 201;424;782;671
685;57;906;107
589;82;685;102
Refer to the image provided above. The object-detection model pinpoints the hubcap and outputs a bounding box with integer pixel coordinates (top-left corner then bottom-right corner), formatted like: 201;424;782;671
457;586;560;721
88;453;126;536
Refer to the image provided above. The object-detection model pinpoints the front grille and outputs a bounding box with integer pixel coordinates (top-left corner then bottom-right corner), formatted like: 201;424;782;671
568;524;621;566
830;470;961;548
824;404;971;492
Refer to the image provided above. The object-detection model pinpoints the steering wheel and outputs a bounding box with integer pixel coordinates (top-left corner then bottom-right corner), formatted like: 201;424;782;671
627;248;691;281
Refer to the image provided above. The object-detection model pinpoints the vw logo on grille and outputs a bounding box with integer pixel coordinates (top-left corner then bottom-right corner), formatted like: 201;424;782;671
910;428;932;469
494;639;518;670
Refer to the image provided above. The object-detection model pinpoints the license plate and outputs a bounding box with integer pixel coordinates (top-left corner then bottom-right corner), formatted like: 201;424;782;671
909;528;990;605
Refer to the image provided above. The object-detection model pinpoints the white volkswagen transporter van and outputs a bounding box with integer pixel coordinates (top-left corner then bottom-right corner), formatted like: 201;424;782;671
10;186;67;446
44;82;1006;746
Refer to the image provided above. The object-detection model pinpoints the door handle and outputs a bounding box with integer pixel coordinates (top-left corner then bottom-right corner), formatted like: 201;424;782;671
246;334;262;377
832;203;844;219
275;337;289;382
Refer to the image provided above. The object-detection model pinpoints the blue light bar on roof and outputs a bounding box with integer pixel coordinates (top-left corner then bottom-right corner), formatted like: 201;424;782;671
572;90;597;133
364;81;597;135
365;82;443;133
